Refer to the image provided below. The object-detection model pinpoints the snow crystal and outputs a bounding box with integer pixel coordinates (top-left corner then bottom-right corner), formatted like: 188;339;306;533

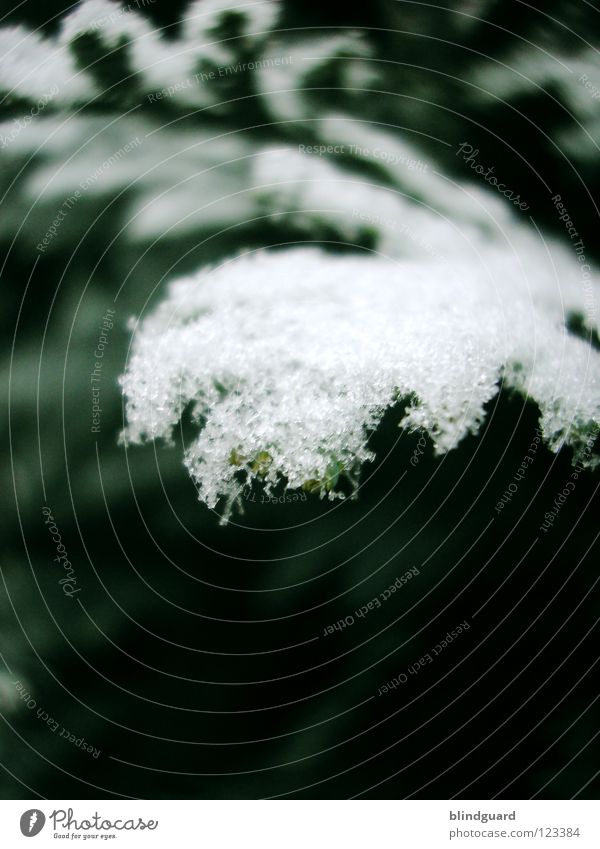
256;34;373;122
184;0;280;40
121;244;600;519
182;0;280;68
60;0;152;49
59;0;199;95
250;144;490;259
0;25;94;103
472;49;600;162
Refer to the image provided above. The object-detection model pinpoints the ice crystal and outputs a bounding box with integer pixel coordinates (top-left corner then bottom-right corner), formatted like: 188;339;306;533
472;49;600;162
255;33;374;122
0;25;94;103
2;0;598;520
121;242;600;519
0;0;282;107
184;0;281;46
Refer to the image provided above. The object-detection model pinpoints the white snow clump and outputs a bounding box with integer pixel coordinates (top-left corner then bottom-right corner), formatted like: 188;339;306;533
121;243;600;519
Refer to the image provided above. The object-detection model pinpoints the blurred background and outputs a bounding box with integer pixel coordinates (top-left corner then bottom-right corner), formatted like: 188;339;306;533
1;0;599;799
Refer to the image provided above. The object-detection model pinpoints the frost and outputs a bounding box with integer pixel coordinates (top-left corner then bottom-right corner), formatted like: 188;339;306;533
0;0;282;108
121;242;600;520
255;33;373;122
0;25;94;103
2;0;598;520
473;49;600;119
472;49;600;162
250;143;502;260
11;114;255;239
59;0;153;49
59;0;199;95
183;0;281;44
316;114;501;227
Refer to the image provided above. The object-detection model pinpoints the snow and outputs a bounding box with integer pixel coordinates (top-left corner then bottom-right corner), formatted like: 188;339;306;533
120;240;600;518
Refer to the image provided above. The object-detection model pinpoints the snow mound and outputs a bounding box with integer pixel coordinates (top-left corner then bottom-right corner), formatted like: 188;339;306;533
121;246;600;518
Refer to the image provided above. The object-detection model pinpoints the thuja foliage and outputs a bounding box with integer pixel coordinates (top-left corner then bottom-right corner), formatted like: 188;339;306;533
2;0;598;522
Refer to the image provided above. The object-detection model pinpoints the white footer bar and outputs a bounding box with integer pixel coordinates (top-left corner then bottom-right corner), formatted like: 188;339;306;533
0;800;598;848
